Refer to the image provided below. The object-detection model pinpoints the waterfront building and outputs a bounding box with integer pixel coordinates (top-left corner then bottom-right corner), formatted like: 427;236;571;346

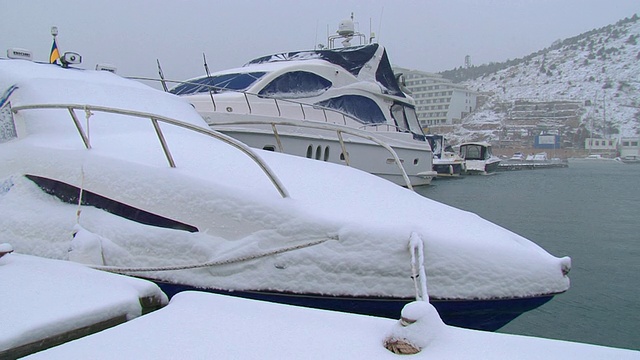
619;137;640;160
393;67;478;132
584;137;618;155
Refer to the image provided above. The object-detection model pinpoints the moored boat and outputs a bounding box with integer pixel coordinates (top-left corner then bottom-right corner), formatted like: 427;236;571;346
0;55;571;331
426;135;465;177
167;20;436;187
459;142;501;175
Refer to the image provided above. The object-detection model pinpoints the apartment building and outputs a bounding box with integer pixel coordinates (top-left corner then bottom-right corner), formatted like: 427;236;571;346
393;67;477;131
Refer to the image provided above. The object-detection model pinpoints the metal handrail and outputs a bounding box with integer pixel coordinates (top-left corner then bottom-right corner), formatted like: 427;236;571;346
210;118;416;190
128;76;374;127
11;103;290;198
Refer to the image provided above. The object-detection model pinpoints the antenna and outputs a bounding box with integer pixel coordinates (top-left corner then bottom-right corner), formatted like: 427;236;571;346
156;59;168;92
203;53;211;77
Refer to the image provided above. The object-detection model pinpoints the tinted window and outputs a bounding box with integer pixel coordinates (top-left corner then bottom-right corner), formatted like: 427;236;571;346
170;72;267;95
258;71;331;98
316;95;386;124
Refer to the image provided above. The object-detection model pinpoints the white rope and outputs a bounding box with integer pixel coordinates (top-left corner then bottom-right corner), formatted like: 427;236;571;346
90;236;335;274
75;105;92;223
409;232;428;301
75;166;85;224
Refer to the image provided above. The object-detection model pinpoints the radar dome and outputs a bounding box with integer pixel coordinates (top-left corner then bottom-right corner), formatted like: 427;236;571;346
337;19;355;36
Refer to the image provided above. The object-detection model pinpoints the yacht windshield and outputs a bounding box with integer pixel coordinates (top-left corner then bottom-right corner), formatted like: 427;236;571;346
461;145;486;160
315;95;386;124
391;103;426;139
170;72;267;95
258;71;331;99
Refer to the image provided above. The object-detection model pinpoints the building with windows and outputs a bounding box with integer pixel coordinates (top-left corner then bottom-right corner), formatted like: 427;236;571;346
584;137;618;153
619;137;640;161
393;67;478;131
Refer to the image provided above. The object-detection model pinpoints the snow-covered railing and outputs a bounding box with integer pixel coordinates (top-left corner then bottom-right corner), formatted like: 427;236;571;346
210;117;415;190
10;103;290;198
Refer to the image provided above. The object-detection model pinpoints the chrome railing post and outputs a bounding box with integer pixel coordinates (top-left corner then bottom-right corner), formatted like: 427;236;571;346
271;123;284;152
68;107;92;149
337;130;350;166
151;117;176;168
274;99;281;117
208;90;216;112
243;93;252;114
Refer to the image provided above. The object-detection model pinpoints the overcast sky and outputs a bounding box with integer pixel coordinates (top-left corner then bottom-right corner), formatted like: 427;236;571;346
1;0;639;84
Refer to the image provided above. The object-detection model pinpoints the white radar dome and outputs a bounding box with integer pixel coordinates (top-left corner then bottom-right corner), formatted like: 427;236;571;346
337;19;355;36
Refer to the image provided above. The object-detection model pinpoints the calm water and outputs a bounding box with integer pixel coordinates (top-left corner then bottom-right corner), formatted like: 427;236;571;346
416;162;640;351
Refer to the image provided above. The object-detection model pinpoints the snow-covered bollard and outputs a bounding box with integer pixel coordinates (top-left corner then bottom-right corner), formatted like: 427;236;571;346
0;243;13;259
383;301;445;355
69;224;105;265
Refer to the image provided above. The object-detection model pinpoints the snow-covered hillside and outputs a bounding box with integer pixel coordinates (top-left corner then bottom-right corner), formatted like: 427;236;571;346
444;14;640;145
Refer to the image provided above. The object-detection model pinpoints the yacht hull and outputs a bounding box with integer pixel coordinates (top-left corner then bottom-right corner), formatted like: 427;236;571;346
154;280;554;331
216;127;436;186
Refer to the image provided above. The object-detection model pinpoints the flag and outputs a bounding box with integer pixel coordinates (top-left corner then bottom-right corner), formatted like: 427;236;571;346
49;38;60;64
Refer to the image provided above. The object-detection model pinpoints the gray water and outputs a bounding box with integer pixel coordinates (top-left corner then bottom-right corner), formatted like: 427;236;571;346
417;162;640;351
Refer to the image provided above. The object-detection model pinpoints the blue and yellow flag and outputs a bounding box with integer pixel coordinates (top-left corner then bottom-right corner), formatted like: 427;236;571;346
49;38;60;64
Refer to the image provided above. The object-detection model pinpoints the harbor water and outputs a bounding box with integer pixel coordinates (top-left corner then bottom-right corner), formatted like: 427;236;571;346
417;161;640;351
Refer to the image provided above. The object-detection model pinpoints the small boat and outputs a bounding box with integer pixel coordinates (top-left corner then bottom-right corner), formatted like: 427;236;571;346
568;154;623;164
168;20;436;187
499;152;568;171
0;55;571;331
426;135;465;177
458;142;501;175
621;155;640;164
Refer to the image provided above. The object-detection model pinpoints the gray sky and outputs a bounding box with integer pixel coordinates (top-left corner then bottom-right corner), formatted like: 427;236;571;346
2;0;639;83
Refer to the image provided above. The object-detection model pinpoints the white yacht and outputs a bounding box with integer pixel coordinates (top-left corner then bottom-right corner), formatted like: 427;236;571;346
170;26;436;187
459;142;501;174
426;135;465;177
0;55;571;331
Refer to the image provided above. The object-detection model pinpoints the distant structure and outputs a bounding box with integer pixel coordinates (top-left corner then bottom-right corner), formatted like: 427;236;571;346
584;137;617;153
619;137;640;161
393;67;478;132
464;55;471;69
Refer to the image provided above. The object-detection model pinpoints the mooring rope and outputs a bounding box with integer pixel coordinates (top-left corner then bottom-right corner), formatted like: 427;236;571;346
90;236;336;274
75;166;85;224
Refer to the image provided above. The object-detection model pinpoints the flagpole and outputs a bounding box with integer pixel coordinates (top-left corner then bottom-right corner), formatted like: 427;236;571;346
50;26;60;64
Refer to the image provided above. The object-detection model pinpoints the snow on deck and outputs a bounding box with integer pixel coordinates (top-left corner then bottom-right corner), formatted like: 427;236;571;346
0;251;167;358
25;291;640;360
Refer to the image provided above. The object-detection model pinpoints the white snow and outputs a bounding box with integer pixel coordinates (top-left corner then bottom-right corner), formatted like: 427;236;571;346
0;59;570;304
1;252;635;359
0;252;167;354
20;289;639;360
449;18;640;144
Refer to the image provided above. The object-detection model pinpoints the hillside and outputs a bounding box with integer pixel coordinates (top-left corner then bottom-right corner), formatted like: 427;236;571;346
440;14;640;147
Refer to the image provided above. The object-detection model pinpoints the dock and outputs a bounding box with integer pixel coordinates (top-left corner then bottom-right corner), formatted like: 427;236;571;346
0;251;167;359
498;160;569;171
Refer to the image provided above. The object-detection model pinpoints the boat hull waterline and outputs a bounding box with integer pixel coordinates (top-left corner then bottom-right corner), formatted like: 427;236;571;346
154;279;555;331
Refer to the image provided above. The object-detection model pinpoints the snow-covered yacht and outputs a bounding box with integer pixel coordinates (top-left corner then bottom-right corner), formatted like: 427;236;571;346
426;135;465;177
169;27;436;187
459;142;501;175
0;55;571;331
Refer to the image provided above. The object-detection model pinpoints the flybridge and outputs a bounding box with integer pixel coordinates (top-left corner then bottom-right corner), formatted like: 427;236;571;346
245;44;405;98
